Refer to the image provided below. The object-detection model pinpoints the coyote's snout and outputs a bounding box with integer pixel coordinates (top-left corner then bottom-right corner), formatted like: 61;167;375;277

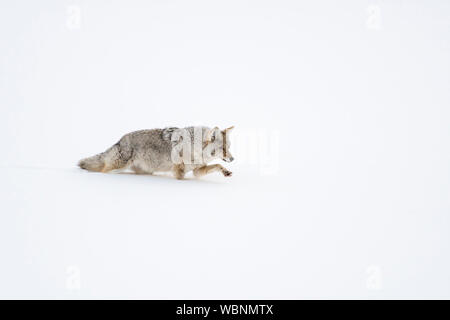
78;126;234;180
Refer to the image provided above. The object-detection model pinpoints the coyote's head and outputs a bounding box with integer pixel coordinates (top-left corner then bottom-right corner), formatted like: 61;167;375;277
205;126;234;163
169;126;235;165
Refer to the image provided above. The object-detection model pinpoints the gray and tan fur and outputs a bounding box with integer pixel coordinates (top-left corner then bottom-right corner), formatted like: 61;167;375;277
78;126;234;179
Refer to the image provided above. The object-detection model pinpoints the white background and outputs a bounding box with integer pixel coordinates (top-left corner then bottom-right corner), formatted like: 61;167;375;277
1;0;450;299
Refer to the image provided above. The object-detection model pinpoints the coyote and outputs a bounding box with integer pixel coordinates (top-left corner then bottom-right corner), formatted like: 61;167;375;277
78;126;234;179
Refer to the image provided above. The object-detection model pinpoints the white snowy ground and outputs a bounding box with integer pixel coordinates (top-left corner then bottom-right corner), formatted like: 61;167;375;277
1;1;450;299
1;156;450;299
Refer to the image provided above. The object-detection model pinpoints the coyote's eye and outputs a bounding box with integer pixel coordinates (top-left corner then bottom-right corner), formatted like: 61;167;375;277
210;135;215;142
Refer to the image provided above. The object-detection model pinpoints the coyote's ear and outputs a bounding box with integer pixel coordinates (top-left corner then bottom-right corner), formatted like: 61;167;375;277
224;126;235;134
206;127;219;142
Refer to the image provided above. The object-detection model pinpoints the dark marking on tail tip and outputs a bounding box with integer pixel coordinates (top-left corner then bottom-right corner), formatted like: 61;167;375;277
78;160;87;169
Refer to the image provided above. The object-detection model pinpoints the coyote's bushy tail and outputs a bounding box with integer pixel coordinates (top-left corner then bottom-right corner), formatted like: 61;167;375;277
78;153;105;172
78;144;123;172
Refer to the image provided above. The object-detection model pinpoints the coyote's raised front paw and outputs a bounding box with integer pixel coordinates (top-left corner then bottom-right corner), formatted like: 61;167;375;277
222;169;232;177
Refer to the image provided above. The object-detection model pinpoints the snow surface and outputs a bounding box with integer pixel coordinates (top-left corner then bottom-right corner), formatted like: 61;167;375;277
1;0;450;299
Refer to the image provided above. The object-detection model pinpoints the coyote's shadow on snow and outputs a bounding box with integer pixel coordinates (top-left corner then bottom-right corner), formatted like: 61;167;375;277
110;170;223;184
76;166;225;184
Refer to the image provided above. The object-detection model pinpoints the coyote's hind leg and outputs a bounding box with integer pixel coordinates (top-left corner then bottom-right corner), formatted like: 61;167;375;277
193;164;232;178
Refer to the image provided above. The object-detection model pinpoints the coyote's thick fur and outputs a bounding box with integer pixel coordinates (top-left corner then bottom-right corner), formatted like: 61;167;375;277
78;126;234;179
